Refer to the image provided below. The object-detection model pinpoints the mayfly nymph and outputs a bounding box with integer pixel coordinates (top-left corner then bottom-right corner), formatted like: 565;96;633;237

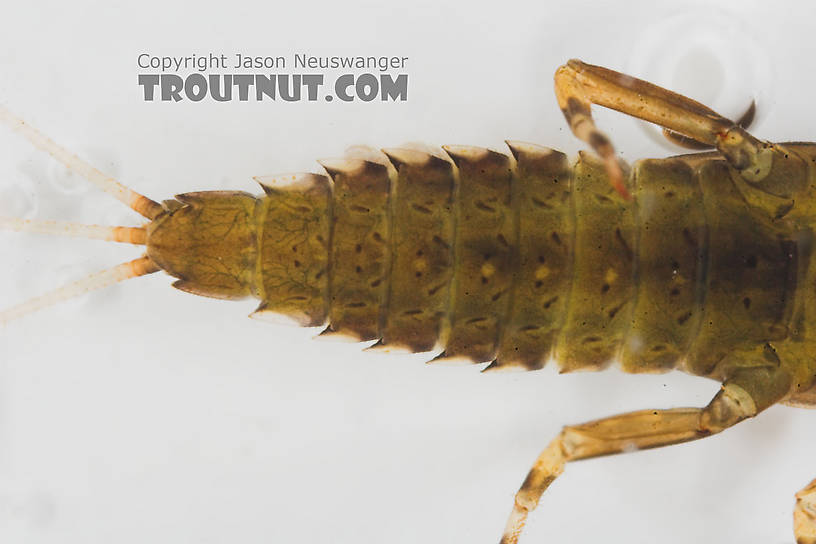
2;60;815;544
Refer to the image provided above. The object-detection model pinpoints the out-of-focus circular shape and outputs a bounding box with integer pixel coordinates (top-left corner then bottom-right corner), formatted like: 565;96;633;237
45;157;91;196
0;177;38;219
625;8;774;149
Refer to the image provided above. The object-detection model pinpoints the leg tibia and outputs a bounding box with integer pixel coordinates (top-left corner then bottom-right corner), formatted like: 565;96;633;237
498;367;789;544
663;100;756;150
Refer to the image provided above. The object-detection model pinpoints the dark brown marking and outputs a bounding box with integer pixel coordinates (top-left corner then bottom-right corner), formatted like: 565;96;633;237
565;96;591;119
588;131;612;153
432;235;450;250
682;228;698;248
475;200;497;213
531;196;553;209
676;311;692;325
614;228;634;261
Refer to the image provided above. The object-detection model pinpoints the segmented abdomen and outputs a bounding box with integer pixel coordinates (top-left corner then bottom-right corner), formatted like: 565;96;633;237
254;143;798;375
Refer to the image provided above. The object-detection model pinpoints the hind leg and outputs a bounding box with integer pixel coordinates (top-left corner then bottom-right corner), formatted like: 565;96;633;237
796;479;816;544
500;391;748;543
499;365;792;543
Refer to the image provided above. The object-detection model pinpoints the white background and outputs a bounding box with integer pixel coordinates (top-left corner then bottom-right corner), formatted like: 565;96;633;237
0;0;814;543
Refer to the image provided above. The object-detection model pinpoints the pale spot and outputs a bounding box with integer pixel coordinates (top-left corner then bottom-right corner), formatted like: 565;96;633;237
364;342;414;354
413;258;428;274
481;262;496;279
535;265;550;280
623;441;640;453
249;308;306;326
604;268;618;284
426;353;477;366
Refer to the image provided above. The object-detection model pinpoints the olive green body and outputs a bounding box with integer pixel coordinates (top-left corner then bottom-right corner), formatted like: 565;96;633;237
145;142;816;397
